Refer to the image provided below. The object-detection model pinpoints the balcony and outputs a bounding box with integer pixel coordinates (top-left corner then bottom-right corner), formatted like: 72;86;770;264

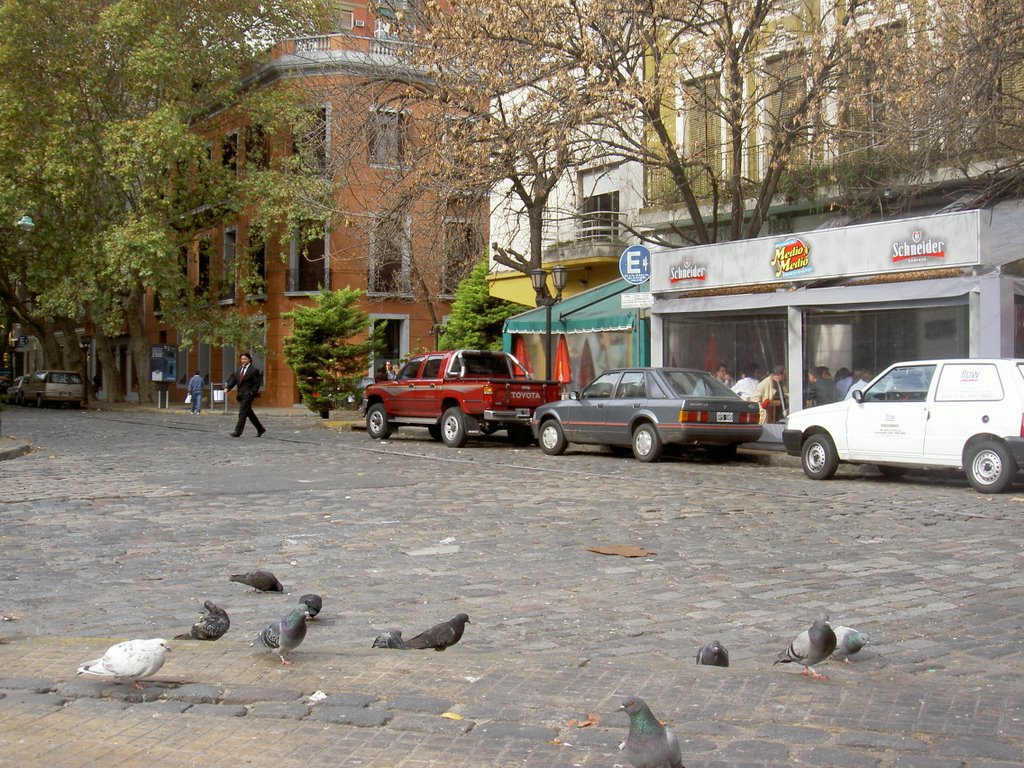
543;209;627;264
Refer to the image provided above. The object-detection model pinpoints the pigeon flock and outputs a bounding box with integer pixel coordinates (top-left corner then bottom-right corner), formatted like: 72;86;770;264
70;565;871;768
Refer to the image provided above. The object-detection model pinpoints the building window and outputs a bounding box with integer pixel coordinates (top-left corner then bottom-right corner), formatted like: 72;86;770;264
369;107;407;167
763;52;809;163
840;23;905;155
294;106;329;176
222;131;238;176
369;211;410;295
579;191;621;241
219;228;237;303
288;224;327;293
244;124;269;170
683;75;723;199
197;238;213;299
440;218;480;296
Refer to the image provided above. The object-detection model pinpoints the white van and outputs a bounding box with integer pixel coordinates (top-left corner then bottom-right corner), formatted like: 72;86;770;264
783;359;1024;493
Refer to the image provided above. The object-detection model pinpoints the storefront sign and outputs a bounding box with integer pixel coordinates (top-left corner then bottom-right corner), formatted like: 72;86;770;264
651;210;983;294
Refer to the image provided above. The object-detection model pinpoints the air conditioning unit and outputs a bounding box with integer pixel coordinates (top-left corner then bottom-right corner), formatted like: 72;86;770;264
354;19;365;27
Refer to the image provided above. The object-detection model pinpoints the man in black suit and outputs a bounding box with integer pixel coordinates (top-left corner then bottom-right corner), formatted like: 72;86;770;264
225;351;265;437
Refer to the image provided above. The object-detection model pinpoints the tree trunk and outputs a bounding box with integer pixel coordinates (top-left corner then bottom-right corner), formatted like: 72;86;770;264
122;285;154;404
94;327;125;402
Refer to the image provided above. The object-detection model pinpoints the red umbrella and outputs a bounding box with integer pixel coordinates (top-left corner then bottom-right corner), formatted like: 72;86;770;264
513;335;533;376
554;335;572;384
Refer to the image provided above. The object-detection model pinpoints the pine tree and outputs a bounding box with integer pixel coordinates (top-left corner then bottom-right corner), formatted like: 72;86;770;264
282;289;378;414
440;257;528;350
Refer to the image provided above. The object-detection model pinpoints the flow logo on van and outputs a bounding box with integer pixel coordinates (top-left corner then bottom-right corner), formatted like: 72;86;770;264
892;230;945;263
771;237;812;279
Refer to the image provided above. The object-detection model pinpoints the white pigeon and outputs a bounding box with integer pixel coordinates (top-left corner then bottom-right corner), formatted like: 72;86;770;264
77;638;170;689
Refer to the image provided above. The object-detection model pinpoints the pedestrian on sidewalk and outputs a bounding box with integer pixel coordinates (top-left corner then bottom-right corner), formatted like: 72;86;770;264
187;370;204;414
224;352;265;437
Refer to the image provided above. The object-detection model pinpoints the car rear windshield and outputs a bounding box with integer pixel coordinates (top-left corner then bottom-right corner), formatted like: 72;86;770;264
451;353;512;378
49;372;82;384
663;370;737;398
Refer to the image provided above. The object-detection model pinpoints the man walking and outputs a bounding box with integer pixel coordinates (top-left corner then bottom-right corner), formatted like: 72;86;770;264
225;352;265;437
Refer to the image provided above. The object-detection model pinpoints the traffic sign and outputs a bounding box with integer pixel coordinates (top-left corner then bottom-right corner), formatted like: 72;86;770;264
619;245;651;285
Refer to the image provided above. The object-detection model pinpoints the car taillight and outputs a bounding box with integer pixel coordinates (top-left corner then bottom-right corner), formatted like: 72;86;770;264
679;408;710;423
740;412;758;424
482;383;494;408
1020;413;1024;437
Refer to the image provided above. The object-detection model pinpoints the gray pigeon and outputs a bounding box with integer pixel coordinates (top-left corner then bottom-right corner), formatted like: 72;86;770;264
174;600;230;641
371;629;407;649
298;594;322;620
774;616;837;681
404;613;470;651
229;569;284;592
77;638;170;689
619;695;685;768
252;606;309;665
696;640;729;667
831;625;870;662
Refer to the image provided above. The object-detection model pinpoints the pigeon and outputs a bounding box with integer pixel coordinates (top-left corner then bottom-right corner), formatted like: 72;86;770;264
252;606;309;665
371;629;407;649
404;613;470;651
174;600;230;641
77;638;170;689
229;570;284;592
774;616;837;681
619;695;685;768
831;625;870;662
695;640;729;667
298;594;322;620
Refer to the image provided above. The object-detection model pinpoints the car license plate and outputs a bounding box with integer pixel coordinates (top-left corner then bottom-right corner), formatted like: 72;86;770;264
716;411;734;423
516;408;530;418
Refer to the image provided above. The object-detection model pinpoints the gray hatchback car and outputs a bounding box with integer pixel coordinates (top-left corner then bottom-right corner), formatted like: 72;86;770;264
531;367;762;462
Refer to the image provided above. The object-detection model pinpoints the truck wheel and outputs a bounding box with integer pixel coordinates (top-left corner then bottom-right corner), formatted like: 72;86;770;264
365;403;392;440
632;422;663;462
507;424;534;447
427;424;442;442
801;433;838;480
965;440;1016;493
441;406;468;448
538;420;567;455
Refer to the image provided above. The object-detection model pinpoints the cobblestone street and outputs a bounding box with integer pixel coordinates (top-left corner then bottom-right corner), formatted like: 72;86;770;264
0;405;1021;767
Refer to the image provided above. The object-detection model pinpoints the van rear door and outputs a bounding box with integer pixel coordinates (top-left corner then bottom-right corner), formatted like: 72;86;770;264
923;362;1009;464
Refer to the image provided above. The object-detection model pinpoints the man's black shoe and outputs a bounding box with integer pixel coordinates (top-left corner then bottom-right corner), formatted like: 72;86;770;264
230;432;241;437
257;428;266;437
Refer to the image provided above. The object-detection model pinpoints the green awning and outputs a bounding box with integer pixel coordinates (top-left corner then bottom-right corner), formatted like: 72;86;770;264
503;279;640;335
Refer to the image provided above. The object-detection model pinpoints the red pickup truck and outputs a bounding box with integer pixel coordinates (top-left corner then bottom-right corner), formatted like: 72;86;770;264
362;350;561;447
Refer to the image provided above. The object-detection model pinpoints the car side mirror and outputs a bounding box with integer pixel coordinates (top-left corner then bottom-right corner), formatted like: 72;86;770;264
852;389;863;403
569;391;580;401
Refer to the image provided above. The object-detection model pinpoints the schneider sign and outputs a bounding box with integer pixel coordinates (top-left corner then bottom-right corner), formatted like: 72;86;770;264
651;210;984;294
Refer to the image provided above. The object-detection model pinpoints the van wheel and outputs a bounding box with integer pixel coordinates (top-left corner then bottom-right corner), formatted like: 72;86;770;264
365;403;392;439
441;407;468;448
801;433;838;480
539;420;567;455
632;423;663;462
965;440;1016;493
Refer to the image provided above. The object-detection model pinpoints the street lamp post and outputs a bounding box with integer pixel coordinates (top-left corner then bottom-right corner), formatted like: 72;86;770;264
529;265;569;381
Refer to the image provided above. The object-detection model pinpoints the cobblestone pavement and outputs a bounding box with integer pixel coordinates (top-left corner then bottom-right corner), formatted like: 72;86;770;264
0;404;1021;767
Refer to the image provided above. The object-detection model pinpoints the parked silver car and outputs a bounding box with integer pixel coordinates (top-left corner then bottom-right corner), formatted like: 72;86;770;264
5;374;28;404
21;370;86;408
531;367;762;462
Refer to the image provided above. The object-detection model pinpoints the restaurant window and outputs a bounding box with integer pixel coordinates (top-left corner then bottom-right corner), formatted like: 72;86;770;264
804;305;968;380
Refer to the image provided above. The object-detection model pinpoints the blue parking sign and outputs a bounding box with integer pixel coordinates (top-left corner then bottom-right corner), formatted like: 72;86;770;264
619;245;651;285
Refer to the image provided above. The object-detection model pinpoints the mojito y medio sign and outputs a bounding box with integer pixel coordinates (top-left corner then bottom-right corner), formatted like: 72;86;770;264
619;245;651;285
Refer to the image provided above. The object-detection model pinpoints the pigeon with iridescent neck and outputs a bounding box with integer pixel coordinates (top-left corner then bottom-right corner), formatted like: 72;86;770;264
252;606;309;665
831;625;870;662
619;695;684;768
774;615;837;681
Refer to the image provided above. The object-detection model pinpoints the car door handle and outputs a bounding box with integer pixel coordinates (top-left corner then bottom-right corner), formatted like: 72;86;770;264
632;402;642;409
